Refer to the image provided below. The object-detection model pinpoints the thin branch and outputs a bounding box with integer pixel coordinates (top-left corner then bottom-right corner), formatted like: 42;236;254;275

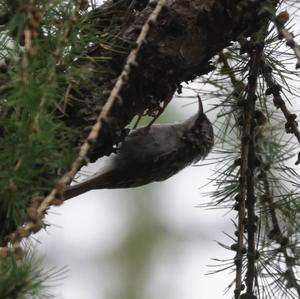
279;28;300;67
218;51;246;100
217;49;249;298
261;59;300;164
244;42;263;297
274;11;300;68
234;73;251;299
0;0;167;257
259;170;300;297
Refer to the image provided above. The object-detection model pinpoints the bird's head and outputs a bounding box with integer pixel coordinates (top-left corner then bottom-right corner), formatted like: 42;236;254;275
183;96;214;158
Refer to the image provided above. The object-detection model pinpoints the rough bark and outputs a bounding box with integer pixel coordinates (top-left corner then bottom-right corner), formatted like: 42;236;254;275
66;0;267;162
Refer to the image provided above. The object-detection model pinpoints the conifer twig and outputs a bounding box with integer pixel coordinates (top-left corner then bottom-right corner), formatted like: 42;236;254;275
218;51;246;99
0;0;167;257
259;170;300;296
234;41;263;299
279;27;300;67
261;59;300;164
274;11;300;68
244;43;262;298
217;49;248;298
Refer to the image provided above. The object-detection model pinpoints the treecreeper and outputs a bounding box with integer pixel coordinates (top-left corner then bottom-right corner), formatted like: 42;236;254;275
64;98;214;200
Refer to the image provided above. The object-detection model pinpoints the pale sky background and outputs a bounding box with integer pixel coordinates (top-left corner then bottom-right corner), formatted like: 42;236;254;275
36;95;236;299
33;2;300;299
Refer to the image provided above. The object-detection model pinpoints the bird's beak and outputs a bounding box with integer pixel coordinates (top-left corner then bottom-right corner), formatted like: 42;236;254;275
197;95;204;115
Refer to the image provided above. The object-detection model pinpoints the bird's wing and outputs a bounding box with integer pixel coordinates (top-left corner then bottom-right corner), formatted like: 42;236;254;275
116;124;181;166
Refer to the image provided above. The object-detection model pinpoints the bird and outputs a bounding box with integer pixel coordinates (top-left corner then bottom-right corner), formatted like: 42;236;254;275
63;97;214;200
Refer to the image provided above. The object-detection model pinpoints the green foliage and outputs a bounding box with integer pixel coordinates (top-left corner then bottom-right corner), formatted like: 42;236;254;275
0;0;132;296
0;249;67;299
196;10;300;297
0;0;131;237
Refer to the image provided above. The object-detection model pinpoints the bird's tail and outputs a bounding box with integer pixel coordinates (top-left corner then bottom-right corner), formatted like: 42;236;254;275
63;171;117;200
